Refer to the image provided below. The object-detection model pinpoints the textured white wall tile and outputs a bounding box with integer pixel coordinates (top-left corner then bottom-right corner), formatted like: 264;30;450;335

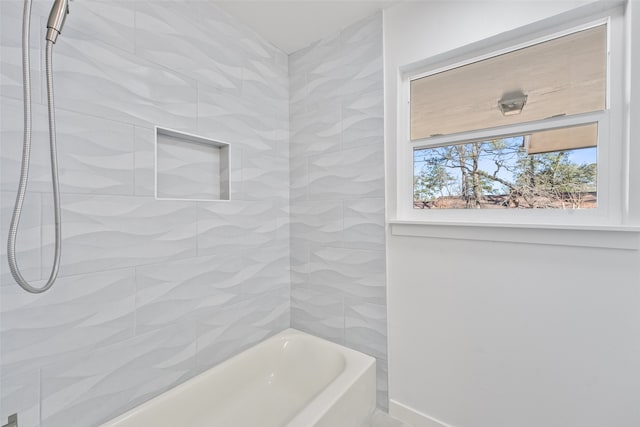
307;247;386;304
237;26;284;70
341;55;384;104
342;90;384;148
191;111;239;153
288;71;309;115
290;238;310;289
1;268;136;376
290;102;342;158
132;126;155;196
289;12;386;408
308;144;384;200
2;0;301;423
41;194;197;277
185;0;256;55
306;149;345;199
53;36;198;130
195;296;264;369
1;98;136;196
196;200;279;257
289;32;345;110
134;1;243;94
63;1;136;54
238;245;290;297
196;291;288;371
241;149;289;201
135;255;244;334
1;191;42;284
252;288;290;332
290;200;343;246
19;0;51;16
0;370;39;427
0;1;42;102
54;111;135;196
345;299;388;361
40;323;196;427
275;203;291;245
343;198;386;250
290;237;309;264
289;156;308;202
197;85;278;152
273;118;291;148
340;13;383;100
291;287;345;345
340;12;382;46
1;97;50;195
376;359;389;412
242;55;289;105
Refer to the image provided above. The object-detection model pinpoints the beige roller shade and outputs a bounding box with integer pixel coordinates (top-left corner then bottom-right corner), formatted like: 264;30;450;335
526;123;598;154
410;25;607;140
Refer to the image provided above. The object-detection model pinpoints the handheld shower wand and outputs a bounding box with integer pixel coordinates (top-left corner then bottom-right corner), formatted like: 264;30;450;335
7;0;70;294
46;0;69;43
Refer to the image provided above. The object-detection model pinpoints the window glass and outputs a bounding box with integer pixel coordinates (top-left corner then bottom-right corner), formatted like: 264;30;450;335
413;124;598;209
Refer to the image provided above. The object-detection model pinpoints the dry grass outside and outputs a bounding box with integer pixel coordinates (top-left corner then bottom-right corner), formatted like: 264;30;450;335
414;192;597;209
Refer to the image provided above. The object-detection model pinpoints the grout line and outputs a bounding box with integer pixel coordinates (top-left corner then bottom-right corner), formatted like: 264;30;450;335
341;295;346;345
39;192;44;281
341;199;346;249
38;15;44;107
194;202;199;257
37;368;42;427
132;266;138;337
195;80;200;130
0;94;152;136
0;190;284;201
132;2;137;56
131;126;137;196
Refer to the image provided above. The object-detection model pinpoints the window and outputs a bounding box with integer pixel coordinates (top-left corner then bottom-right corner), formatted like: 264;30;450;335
397;13;625;226
413;124;598;210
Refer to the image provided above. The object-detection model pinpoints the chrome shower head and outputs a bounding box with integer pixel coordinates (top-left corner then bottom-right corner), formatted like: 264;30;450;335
46;0;70;43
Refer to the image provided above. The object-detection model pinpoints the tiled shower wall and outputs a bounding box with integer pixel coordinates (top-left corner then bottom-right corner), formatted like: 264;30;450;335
0;1;289;426
289;14;388;408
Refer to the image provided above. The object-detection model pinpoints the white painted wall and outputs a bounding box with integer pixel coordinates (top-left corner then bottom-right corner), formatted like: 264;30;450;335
627;0;640;220
384;1;640;426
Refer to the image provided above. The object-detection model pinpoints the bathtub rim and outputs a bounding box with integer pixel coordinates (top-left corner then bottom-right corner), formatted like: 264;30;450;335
284;329;376;427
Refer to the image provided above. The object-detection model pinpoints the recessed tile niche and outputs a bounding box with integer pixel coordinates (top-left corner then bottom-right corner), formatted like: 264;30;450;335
155;127;230;201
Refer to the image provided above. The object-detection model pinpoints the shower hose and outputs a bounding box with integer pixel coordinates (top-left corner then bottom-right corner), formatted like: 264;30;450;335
7;0;62;293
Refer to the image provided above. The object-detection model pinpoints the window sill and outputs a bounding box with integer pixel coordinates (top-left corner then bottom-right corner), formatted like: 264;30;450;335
388;220;640;250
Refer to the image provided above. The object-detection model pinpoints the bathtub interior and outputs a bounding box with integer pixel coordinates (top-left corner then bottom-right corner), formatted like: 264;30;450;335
103;330;351;427
205;334;348;427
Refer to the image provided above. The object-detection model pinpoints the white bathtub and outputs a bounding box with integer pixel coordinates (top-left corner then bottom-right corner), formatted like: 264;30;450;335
100;328;376;427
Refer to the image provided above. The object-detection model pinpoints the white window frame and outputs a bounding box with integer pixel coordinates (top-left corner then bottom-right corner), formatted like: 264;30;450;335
396;9;626;228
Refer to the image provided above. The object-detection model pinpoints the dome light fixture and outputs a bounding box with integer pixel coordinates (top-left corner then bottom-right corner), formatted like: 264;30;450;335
498;91;528;116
